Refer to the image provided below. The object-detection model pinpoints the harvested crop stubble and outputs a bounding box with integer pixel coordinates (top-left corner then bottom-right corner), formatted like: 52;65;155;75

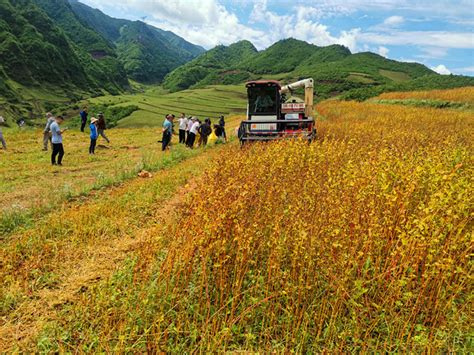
157;102;473;351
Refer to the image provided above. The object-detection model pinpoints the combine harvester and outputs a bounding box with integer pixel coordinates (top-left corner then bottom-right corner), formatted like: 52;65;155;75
238;78;316;144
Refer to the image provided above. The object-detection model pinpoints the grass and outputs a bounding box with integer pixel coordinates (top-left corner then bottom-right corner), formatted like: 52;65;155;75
1;143;232;352
88;85;247;128
347;73;376;84
0;118;241;237
379;69;411;82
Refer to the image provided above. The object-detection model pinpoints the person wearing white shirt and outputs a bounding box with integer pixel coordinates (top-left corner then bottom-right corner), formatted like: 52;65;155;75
43;112;55;151
178;113;188;144
187;118;200;148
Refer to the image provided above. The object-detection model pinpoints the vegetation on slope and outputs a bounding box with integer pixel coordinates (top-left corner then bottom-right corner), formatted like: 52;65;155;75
33;0;129;91
163;40;258;91
0;0;91;88
163;38;443;98
88;85;247;128
68;0;205;83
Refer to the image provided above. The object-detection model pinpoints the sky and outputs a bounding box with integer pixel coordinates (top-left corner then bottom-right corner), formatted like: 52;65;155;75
79;0;474;76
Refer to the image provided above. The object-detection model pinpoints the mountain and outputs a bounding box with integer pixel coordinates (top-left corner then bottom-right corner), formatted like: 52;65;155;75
0;0;205;120
68;0;206;83
0;0;104;94
163;40;258;91
162;38;442;97
32;0;129;92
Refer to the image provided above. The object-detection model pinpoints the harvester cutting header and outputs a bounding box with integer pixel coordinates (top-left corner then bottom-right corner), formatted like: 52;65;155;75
238;78;316;144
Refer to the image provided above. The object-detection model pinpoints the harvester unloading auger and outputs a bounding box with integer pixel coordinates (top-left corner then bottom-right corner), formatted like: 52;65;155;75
238;78;316;144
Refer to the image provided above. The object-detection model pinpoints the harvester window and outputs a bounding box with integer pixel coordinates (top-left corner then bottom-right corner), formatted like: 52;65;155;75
249;87;277;114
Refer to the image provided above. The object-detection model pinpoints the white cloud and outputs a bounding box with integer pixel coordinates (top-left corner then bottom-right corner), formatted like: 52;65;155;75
431;64;451;75
290;0;474;18
452;66;474;74
418;46;449;58
360;31;474;49
378;46;389;57
249;0;360;51
383;15;404;26
77;0;474;75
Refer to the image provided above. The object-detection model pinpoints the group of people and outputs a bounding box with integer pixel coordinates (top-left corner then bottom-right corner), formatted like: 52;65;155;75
42;108;110;165
161;113;227;151
0;109;228;164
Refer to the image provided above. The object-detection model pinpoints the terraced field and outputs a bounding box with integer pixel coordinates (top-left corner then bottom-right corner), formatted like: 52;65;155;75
89;85;247;128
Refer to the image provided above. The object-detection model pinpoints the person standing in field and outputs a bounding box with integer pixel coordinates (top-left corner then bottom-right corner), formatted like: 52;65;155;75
89;117;98;155
42;112;55;151
199;118;212;147
219;115;227;142
161;114;174;151
97;112;110;143
80;107;88;132
214;123;224;143
0;116;7;150
178;113;188;144
186;116;194;146
50;115;67;166
187;117;200;148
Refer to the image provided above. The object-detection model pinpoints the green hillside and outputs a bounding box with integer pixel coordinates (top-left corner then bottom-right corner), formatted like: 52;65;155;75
33;0;129;92
68;0;205;83
162;38;447;99
163;40;258;91
88;85;247;128
0;0;91;88
0;0;206;121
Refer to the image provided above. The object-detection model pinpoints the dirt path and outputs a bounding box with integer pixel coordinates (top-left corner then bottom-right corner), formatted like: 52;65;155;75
1;143;231;351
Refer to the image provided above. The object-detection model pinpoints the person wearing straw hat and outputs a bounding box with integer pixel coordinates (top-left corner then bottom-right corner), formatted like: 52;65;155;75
89;117;99;155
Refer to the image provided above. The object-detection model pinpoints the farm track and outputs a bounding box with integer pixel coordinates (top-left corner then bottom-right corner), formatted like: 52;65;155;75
0;143;232;351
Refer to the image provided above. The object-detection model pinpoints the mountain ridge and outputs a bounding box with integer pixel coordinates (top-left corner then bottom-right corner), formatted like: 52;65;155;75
162;37;463;98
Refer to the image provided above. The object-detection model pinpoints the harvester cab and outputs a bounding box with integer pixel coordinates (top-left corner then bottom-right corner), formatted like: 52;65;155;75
238;78;316;144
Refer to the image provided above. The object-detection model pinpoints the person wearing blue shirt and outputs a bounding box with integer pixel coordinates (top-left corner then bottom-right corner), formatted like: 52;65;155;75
50;116;67;165
89;117;99;155
162;114;174;151
80;107;88;132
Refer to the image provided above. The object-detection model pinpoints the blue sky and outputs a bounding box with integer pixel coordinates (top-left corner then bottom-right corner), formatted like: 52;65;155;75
79;0;474;75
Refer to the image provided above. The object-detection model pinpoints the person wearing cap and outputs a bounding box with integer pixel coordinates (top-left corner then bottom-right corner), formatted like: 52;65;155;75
50;115;68;165
178;113;188;144
42;112;55;151
89;117;99;155
0;116;6;150
97;112;110;143
162;114;174;151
